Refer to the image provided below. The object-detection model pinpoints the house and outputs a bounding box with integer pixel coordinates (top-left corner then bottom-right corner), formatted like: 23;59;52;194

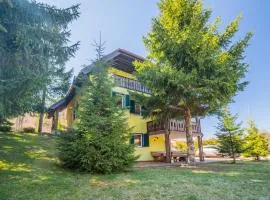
48;49;204;162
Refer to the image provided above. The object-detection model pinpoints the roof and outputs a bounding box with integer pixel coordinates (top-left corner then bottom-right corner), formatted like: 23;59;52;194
48;49;145;113
80;48;144;75
47;87;76;116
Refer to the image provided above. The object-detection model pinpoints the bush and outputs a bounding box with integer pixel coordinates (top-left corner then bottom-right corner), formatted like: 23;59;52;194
23;127;35;133
79;132;137;174
57;129;83;170
0;125;12;132
0;119;13;132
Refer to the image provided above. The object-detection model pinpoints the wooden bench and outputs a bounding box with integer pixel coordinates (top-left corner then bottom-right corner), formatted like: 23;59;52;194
171;151;188;163
151;151;188;163
151;152;166;161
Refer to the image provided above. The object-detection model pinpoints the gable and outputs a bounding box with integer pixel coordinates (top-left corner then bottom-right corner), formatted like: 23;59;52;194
48;49;144;113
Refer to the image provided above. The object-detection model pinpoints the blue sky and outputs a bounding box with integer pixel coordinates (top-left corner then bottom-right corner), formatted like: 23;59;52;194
41;0;270;137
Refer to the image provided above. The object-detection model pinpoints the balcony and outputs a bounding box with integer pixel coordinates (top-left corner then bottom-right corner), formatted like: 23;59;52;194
113;74;151;94
147;119;201;135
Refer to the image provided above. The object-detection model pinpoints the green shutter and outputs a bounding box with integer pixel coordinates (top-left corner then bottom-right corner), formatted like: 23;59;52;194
143;133;149;147
125;95;130;108
130;134;134;144
112;91;116;97
130;100;135;113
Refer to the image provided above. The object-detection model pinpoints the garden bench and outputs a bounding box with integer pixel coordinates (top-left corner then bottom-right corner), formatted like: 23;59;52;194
151;151;188;163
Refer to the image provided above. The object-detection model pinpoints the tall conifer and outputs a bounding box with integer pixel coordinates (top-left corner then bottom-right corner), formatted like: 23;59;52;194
135;0;252;163
0;0;79;127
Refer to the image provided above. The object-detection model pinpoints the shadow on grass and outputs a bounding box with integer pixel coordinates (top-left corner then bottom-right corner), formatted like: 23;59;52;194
0;132;62;177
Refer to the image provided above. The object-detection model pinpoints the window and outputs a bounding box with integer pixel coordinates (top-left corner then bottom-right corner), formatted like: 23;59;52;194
115;93;125;108
130;133;149;147
135;103;141;114
134;134;143;147
130;100;141;115
112;92;130;109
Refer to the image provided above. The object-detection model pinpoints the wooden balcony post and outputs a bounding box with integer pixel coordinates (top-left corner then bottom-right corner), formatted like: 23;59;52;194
164;120;171;163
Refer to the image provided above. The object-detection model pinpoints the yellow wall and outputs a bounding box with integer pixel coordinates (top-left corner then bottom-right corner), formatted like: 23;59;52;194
58;108;68;129
127;113;148;133
135;134;165;161
126;111;166;161
66;97;76;128
108;67;136;80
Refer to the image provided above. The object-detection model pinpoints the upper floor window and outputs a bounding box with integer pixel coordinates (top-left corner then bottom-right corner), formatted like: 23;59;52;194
135;102;141;114
112;92;142;115
130;100;141;115
115;93;125;108
112;92;130;109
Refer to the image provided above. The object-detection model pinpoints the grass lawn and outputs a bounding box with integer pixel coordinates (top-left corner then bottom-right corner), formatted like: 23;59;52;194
0;132;270;200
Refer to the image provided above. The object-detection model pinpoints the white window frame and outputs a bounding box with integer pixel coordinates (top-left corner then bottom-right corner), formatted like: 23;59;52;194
115;93;125;108
134;133;143;147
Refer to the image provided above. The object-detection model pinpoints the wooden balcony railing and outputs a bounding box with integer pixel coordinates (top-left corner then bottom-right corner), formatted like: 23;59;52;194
147;119;201;134
113;74;151;94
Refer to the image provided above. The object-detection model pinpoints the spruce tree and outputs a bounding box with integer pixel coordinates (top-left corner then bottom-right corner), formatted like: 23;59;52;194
0;0;79;126
216;109;243;164
58;44;136;173
243;119;269;160
76;61;136;173
134;0;252;163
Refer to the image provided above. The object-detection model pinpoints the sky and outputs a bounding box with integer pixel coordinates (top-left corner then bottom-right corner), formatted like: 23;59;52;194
40;0;270;137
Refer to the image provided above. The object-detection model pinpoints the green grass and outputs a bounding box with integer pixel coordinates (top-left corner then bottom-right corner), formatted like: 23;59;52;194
0;132;270;200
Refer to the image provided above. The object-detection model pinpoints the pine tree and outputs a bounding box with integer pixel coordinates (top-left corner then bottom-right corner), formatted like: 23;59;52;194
0;0;79;126
243;119;269;160
134;0;252;163
216;109;243;164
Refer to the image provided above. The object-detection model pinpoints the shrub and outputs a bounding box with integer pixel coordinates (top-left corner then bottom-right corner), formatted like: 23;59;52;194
0;125;12;132
57;129;83;170
23;127;35;133
0;119;13;132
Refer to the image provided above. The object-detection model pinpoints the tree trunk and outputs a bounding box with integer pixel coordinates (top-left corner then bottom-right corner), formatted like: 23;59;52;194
164;120;171;163
232;152;236;164
229;131;236;164
184;107;195;164
198;135;204;161
38;88;46;133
